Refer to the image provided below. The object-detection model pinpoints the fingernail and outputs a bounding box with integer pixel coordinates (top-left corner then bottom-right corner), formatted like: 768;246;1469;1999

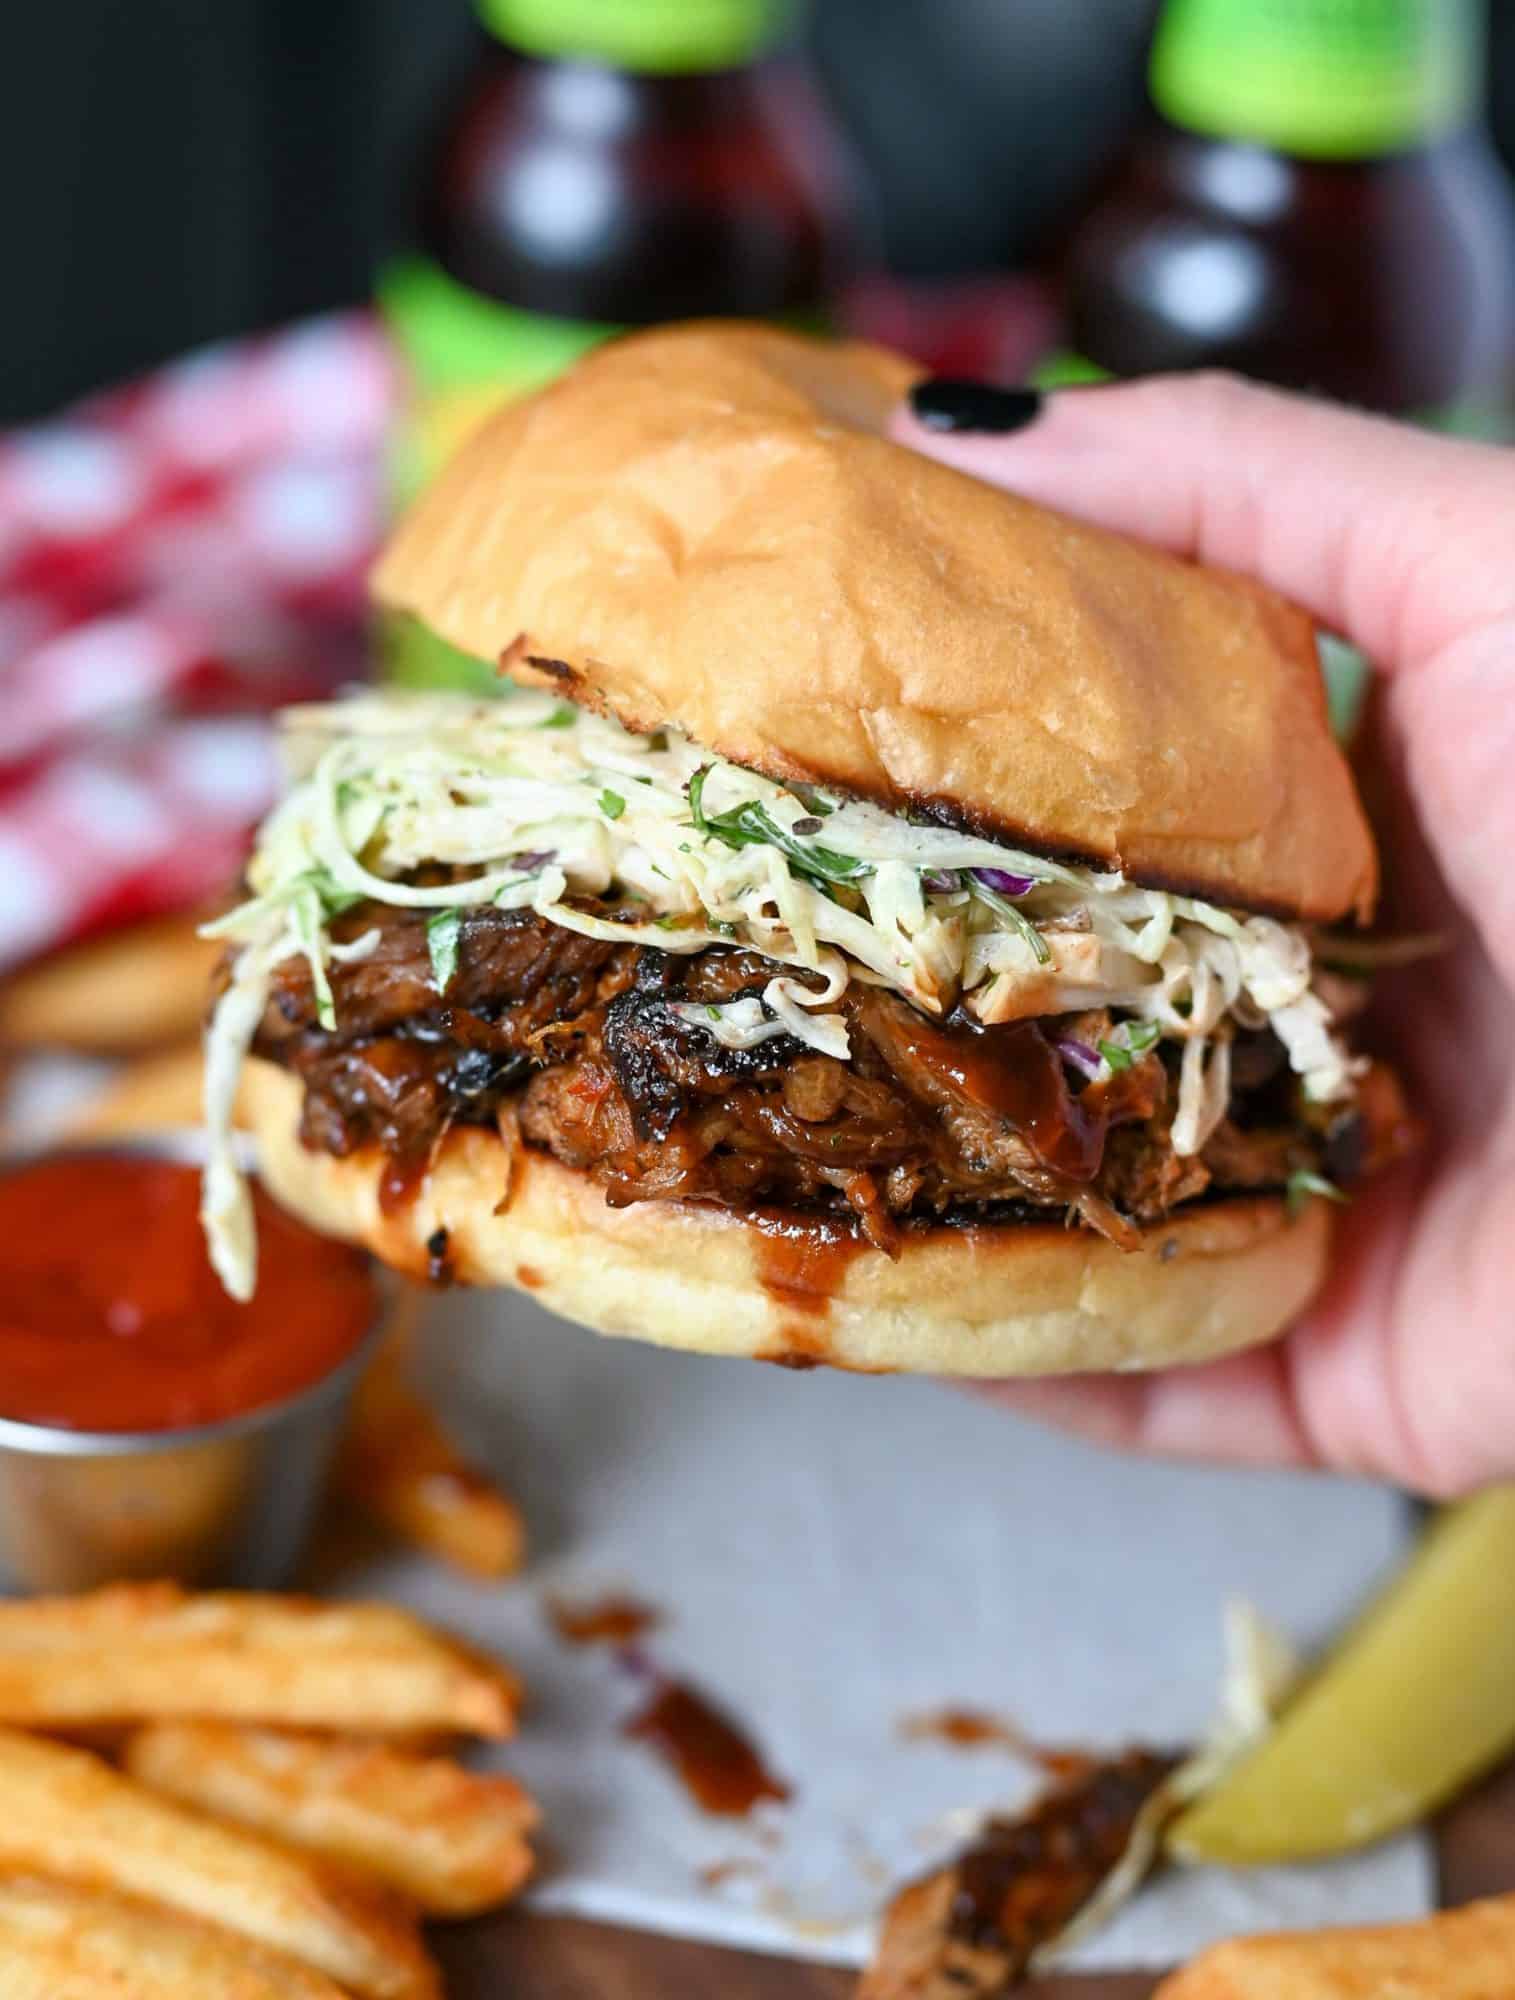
908;379;1044;435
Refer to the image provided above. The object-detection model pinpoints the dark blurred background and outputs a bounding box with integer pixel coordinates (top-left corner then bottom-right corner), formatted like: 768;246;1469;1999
6;0;1512;423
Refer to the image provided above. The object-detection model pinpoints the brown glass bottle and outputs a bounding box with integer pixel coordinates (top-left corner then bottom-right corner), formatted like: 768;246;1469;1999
381;0;860;686
420;41;852;328
1054;0;1515;427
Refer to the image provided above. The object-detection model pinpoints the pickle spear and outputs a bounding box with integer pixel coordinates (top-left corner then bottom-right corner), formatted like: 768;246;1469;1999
1169;1486;1515;1866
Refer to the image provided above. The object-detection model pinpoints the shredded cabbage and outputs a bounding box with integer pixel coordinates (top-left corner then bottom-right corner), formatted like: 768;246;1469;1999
1029;1600;1302;1969
202;689;1363;1296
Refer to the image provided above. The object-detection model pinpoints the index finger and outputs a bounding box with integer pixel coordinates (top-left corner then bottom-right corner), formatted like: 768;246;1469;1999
893;373;1515;668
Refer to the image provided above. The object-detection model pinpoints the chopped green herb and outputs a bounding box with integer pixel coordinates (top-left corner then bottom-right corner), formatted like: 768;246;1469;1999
1098;1020;1162;1073
598;789;626;820
296;868;366;919
706;1006;722;1023
539;705;576;729
1287;1169;1349;1217
970;880;1051;966
792;786;835;817
427;907;462;994
688;765;870;887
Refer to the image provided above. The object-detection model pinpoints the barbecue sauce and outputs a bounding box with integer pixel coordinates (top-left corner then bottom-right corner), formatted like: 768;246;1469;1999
0;1156;375;1434
378;1147;430;1219
883;1015;1105;1183
624;1678;791;1817
749;1209;864;1317
548;1593;662;1646
901;1709;1029;1753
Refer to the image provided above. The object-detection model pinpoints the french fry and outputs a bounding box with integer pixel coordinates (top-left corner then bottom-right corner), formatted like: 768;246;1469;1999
1155;1892;1515;1998
338;1327;526;1581
0;1583;519;1738
61;1040;211;1140
0;1729;438;2000
0;914;221;1055
0;1876;347;2000
127;1722;539;1917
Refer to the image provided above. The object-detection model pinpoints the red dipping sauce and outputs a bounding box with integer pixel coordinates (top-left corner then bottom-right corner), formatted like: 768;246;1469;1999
0;1156;377;1434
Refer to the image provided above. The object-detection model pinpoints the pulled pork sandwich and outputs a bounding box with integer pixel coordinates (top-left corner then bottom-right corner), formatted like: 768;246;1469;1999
202;325;1413;1374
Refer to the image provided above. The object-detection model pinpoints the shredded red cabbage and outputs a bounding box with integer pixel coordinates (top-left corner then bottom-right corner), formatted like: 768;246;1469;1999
973;866;1036;898
1053;1036;1103;1081
921;869;962;894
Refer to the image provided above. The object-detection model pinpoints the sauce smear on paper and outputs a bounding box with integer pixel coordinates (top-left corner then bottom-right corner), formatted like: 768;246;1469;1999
624;1677;791;1817
900;1707;1029;1753
548;1594;662;1647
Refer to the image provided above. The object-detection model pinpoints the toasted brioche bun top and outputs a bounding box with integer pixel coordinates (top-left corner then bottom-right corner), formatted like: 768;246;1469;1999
376;323;1376;923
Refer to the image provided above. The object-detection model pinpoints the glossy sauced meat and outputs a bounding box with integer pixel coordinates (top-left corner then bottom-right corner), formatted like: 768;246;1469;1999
249;903;1403;1252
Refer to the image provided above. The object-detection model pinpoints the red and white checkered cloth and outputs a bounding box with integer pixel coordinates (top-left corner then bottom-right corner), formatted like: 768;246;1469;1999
0;313;397;973
0;281;1051;977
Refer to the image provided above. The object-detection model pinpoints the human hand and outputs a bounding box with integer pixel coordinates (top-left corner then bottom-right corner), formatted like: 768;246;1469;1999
895;374;1515;1495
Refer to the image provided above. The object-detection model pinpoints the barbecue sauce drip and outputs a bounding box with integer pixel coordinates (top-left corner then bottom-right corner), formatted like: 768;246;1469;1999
749;1209;864;1318
379;1147;430;1218
624;1678;791;1818
886;1014;1105;1182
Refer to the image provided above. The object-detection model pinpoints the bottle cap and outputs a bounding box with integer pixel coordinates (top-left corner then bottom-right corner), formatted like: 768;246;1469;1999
1150;0;1484;159
478;0;796;73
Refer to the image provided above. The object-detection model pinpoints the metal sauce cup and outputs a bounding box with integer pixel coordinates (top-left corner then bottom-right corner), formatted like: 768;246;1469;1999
0;1132;390;1593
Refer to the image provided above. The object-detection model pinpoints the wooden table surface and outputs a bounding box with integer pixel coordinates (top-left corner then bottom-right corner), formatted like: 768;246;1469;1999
434;1759;1515;1998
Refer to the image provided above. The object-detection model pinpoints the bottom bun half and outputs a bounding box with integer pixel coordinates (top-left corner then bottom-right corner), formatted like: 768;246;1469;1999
246;1060;1331;1377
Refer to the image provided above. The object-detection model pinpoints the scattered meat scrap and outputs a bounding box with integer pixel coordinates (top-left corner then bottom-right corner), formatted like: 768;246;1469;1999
859;1748;1181;1998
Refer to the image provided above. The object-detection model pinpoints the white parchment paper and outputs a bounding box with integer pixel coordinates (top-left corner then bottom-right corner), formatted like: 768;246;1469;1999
333;1288;1430;1971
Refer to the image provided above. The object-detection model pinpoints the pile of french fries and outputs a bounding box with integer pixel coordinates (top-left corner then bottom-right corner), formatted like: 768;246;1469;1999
0;1582;536;1997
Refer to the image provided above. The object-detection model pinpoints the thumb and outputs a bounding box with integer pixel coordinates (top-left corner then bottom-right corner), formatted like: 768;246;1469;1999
892;372;1515;669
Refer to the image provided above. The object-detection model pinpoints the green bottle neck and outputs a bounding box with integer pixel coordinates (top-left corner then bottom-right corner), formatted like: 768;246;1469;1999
1150;0;1486;160
477;0;795;73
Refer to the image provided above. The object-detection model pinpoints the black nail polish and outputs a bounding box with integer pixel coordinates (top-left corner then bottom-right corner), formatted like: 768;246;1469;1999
909;379;1043;436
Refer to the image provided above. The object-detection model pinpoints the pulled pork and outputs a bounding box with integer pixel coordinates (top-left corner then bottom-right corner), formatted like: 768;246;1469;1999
858;1749;1182;1999
246;902;1408;1253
